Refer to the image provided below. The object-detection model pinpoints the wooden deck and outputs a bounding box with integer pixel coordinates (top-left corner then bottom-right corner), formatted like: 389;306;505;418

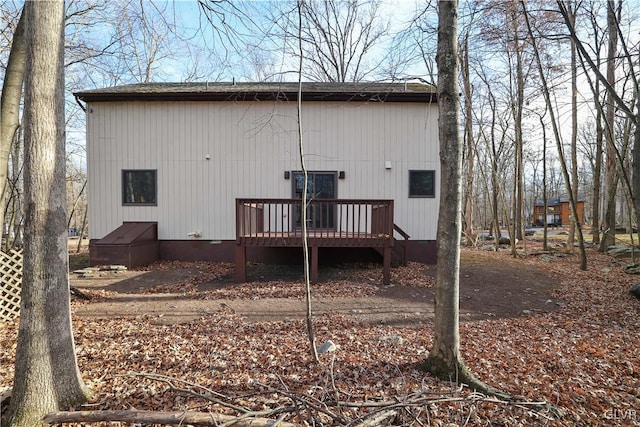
235;198;395;284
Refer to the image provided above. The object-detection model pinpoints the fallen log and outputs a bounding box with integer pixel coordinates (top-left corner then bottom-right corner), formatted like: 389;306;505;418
44;409;300;426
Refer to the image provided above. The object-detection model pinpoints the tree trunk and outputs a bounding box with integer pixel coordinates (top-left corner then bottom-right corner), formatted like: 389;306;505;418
420;0;486;385
511;4;525;243
423;5;510;400
3;132;23;251
540;115;549;251
523;1;587;270
633;98;640;243
44;410;299;427
423;0;463;376
567;1;578;252
593;95;603;244
461;36;476;247
599;0;619;252
296;0;319;364
7;1;90;426
488;92;502;247
0;7;26;232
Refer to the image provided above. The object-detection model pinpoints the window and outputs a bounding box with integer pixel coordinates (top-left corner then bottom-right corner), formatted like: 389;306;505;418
409;170;435;198
122;170;157;205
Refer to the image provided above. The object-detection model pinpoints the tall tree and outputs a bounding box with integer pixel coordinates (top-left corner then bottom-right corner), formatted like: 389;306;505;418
584;1;606;245
295;0;319;363
557;0;640;248
600;0;620;251
523;1;587;270
0;7;25;239
425;0;465;377
566;0;579;252
423;1;464;377
461;33;476;246
6;1;90;426
509;1;526;244
422;0;508;399
270;0;390;82
476;1;540;248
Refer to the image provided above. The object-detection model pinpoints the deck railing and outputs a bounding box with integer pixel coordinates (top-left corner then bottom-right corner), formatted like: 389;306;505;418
236;198;394;247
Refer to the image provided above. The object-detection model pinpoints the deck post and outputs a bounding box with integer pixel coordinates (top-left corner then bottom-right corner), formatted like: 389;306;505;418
383;246;391;285
235;245;247;283
311;246;319;283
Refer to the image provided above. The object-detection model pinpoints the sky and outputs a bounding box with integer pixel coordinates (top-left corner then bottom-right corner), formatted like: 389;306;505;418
5;0;636;184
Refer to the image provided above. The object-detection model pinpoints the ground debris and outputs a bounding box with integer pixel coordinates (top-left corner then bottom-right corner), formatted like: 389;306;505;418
2;245;639;425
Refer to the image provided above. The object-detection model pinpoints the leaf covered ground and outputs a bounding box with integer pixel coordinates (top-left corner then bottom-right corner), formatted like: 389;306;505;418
1;245;639;426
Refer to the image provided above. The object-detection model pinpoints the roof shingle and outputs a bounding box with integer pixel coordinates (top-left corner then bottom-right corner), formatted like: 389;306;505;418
74;81;437;103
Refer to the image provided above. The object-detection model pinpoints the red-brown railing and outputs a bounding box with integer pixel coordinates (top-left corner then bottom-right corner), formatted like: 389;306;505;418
236;198;394;247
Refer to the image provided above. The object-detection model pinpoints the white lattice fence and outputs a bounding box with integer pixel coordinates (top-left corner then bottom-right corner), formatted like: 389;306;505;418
1;249;23;321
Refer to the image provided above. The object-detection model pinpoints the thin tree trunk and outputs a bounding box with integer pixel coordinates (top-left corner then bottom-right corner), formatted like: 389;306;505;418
488;92;502;247
10;136;23;249
511;4;525;243
599;0;619;252
523;1;587;270
0;7;26;231
67;180;87;229
593;95;603;244
296;0;319;364
540;115;549;251
7;2;90;425
567;0;578;252
76;206;88;254
633;95;640;244
557;0;640;245
461;36;476;247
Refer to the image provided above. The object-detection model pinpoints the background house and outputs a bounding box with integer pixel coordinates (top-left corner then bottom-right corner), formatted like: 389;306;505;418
74;82;439;278
533;195;585;226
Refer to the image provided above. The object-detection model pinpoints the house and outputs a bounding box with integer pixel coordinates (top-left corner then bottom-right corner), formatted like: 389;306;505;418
73;82;439;284
533;195;585;227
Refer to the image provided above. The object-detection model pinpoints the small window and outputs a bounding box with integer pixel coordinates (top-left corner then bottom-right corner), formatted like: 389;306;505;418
409;170;435;198
122;170;157;205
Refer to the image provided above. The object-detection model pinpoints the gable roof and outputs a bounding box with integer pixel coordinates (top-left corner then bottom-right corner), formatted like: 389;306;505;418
74;82;437;103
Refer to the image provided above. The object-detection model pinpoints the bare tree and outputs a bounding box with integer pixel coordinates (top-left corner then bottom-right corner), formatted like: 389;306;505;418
580;1;607;245
558;0;640;248
270;0;390;82
473;63;512;247
461;32;476;246
566;0;579;252
474;1;542;249
6;1;90;425
0;6;25;240
523;1;587;270
600;0;620;251
295;0;319;363
422;0;509;399
100;0;174;84
422;0;465;380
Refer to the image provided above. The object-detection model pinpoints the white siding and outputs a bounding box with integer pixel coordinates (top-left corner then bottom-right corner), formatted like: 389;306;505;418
87;100;439;241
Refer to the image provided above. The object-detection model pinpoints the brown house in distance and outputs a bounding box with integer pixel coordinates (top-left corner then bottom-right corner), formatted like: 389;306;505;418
533;196;585;227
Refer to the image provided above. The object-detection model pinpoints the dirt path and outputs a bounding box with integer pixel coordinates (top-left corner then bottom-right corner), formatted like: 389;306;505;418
71;249;562;325
73;294;436;325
